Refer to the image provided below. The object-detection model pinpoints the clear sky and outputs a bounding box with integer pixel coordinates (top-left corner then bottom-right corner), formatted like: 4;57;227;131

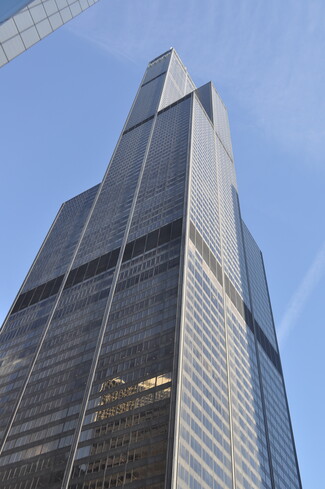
0;1;324;487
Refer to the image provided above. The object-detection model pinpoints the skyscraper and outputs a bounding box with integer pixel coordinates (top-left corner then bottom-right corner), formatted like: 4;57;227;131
0;49;302;489
0;0;100;67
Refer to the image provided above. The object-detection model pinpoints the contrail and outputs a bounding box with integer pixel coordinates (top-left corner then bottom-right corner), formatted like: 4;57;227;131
277;239;325;347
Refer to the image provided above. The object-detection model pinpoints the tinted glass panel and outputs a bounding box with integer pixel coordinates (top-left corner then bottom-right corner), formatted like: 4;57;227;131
171;218;182;239
145;229;159;251
74;263;88;285
158;223;171;245
133;235;146;257
123;242;134;262
85;258;99;279
108;249;119;268
97;253;110;274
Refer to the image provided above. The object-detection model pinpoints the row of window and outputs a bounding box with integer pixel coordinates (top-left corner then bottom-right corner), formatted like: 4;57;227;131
0;313;50;345
12;275;64;314
189;221;223;285
141;70;167;88
122;114;154;136
69;461;166;489
75;438;167;475
224;274;281;374
11;218;183;315
80;404;169;446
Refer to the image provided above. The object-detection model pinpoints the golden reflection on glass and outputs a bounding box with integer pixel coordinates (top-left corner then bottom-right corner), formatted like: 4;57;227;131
93;373;171;422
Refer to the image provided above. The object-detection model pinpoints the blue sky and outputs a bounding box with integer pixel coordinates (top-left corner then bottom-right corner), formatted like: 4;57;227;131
0;0;324;486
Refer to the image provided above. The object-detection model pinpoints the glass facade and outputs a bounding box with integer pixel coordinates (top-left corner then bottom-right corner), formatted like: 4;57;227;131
0;1;33;23
0;49;302;489
0;0;100;67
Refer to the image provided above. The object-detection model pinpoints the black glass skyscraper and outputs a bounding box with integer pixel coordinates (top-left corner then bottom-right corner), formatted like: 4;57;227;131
0;49;302;489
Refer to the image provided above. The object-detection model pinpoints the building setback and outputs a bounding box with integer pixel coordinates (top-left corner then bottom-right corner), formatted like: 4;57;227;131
0;0;100;67
0;49;302;489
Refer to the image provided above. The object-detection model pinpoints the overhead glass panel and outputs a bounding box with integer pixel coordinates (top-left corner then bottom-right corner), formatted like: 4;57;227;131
0;0;32;24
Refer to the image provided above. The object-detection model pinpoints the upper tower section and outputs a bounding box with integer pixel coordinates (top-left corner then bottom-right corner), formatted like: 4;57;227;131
124;48;196;131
